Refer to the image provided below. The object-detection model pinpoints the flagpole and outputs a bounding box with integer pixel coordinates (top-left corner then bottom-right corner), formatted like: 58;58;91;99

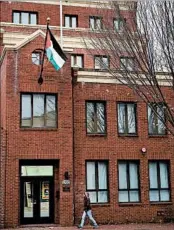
38;17;50;85
60;0;63;48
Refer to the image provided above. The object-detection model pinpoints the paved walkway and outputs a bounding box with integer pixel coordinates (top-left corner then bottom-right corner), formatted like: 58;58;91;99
2;223;174;230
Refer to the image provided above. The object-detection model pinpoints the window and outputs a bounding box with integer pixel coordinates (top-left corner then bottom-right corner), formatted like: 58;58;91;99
86;101;106;134
90;16;102;30
13;11;37;24
32;52;41;65
86;161;108;203
21;94;57;128
21;166;53;176
120;57;135;71
118;161;140;203
117;103;137;135
148;103;166;135
71;54;83;68
114;18;126;31
64;15;77;28
149;161;170;202
94;56;109;70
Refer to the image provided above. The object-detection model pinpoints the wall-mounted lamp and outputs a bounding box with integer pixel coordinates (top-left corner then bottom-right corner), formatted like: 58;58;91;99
72;64;80;72
64;171;70;180
141;147;147;155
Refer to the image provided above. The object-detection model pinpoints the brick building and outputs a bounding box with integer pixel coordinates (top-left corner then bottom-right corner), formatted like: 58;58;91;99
0;0;174;228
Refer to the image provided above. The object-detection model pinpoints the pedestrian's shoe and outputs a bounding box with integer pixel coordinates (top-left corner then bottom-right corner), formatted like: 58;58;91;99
78;225;82;229
93;225;99;229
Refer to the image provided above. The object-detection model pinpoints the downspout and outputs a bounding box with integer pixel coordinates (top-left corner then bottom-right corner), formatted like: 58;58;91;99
0;27;5;229
72;66;79;225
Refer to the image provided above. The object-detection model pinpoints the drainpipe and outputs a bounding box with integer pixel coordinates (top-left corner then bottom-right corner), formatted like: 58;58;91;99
0;28;5;228
72;65;79;225
59;0;63;48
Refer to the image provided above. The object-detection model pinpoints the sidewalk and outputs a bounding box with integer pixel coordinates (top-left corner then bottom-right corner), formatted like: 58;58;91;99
2;223;174;230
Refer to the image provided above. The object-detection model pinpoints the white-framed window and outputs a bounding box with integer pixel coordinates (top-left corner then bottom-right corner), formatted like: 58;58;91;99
89;16;102;30
114;18;126;31
94;56;109;69
148;103;166;135
120;57;135;71
71;54;83;68
32;52;42;65
13;11;37;24
117;102;137;135
149;161;170;202
118;161;140;203
21;94;57;128
64;15;77;28
86;161;109;203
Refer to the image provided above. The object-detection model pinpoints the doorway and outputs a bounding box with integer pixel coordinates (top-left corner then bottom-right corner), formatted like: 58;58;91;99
20;165;54;224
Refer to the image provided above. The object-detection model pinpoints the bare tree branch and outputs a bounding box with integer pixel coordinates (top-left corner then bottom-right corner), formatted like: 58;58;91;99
82;0;174;135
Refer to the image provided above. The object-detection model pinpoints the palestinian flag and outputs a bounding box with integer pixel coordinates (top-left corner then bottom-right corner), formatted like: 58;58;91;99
45;27;67;70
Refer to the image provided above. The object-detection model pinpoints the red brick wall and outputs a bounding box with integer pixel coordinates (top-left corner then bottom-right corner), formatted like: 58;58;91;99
1;1;135;28
1;35;74;227
73;82;174;224
0;52;7;228
0;1;136;70
1;1;59;26
0;0;174;227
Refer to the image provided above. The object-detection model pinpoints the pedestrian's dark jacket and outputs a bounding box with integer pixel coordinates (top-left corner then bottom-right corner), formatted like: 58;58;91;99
84;196;91;211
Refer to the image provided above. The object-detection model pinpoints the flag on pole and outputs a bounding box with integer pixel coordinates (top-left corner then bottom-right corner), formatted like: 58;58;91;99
46;27;67;70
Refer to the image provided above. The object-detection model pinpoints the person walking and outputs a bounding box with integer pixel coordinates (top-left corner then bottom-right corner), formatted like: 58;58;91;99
78;192;98;229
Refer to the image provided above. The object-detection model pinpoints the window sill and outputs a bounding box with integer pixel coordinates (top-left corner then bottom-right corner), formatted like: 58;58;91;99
20;128;58;131
94;68;108;72
86;133;107;137
119;202;142;207
148;135;168;138
91;203;110;207
150;202;172;205
118;134;138;137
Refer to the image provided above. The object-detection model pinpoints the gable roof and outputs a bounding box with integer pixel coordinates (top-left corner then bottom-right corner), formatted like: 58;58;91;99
0;29;45;63
10;29;45;50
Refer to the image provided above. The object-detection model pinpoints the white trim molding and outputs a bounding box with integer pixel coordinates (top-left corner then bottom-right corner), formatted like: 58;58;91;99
77;70;173;86
1;0;136;9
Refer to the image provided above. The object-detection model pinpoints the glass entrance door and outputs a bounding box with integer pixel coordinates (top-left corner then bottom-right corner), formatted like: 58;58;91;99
20;178;54;224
